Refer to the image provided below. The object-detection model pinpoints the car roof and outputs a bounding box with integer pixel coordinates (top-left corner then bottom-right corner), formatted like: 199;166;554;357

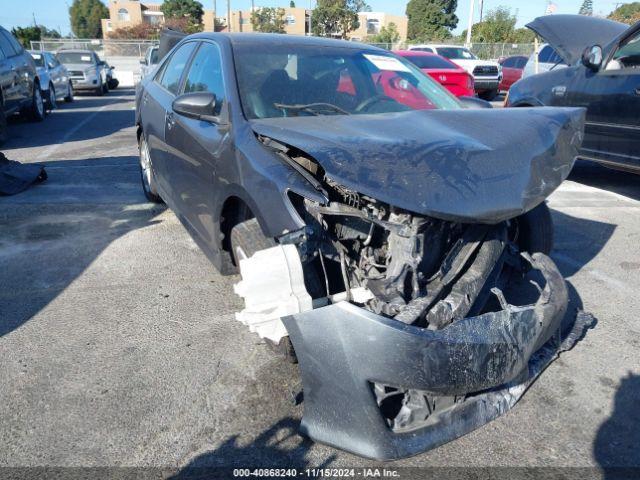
187;32;385;51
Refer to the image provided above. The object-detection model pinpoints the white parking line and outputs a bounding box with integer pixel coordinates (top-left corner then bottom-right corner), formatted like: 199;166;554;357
37;104;111;162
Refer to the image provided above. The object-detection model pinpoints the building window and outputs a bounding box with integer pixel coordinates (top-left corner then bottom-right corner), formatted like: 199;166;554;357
366;19;380;35
118;8;130;21
286;15;296;25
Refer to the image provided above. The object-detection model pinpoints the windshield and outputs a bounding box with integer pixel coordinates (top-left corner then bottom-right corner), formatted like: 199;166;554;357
234;44;461;119
30;52;44;67
436;47;477;60
402;54;457;70
57;52;95;65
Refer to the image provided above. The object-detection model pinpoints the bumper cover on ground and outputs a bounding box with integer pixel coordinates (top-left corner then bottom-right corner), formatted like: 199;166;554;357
283;253;588;460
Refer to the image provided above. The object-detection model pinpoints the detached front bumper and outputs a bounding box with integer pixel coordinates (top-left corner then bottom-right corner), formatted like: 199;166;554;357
283;253;575;460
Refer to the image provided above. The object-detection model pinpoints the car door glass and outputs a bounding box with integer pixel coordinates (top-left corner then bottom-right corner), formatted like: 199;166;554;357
182;42;225;115
538;46;552;63
159;42;197;95
502;57;515;68
2;31;22;56
0;31;17;57
610;31;640;70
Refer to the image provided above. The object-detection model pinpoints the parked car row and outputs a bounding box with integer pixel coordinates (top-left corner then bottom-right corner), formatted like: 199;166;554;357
0;24;120;145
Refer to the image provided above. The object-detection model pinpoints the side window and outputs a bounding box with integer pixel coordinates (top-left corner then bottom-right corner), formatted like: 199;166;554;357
2;30;23;55
611;31;640;69
517;57;527;69
158;42;197;95
538;46;552;63
182;42;225;115
502;57;515;68
0;30;18;57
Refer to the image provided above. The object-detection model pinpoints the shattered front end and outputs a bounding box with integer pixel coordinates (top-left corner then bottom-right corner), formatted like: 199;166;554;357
233;107;589;459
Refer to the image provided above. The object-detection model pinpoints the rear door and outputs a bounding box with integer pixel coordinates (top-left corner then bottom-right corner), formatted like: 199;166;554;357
140;41;197;202
164;40;229;247
568;26;640;169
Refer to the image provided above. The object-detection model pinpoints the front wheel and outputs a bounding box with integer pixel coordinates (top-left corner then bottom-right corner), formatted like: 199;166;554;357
139;135;163;203
27;83;45;121
64;81;74;103
517;202;554;255
47;83;57;111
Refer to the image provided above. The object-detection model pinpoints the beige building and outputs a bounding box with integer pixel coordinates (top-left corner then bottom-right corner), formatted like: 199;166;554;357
349;12;408;42
101;0;218;37
227;7;309;35
100;1;406;41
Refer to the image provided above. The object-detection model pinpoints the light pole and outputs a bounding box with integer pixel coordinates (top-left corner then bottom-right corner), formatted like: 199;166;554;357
227;0;231;32
465;0;475;47
213;0;216;31
308;0;313;36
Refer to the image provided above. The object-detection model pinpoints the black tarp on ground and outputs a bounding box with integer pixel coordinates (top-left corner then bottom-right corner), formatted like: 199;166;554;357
0;152;47;195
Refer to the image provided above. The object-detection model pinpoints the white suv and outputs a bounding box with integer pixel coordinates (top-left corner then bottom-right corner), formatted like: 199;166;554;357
408;44;502;100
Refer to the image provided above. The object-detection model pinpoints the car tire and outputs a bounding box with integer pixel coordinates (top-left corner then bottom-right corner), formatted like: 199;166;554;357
27;82;45;122
64;81;74;103
102;80;109;95
47;83;57;111
517;202;554;255
231;218;297;363
138;135;163;203
479;89;498;101
95;82;104;96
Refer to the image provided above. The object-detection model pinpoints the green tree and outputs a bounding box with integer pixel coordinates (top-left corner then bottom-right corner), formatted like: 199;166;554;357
251;7;287;33
367;22;400;45
579;0;593;15
511;27;535;43
161;0;205;33
290;1;296;7
69;0;109;38
608;2;640;24
406;0;458;42
40;26;62;38
472;6;515;42
312;0;368;39
11;26;42;48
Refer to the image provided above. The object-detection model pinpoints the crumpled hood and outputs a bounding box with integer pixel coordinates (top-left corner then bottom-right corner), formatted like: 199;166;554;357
251;108;585;224
526;15;628;66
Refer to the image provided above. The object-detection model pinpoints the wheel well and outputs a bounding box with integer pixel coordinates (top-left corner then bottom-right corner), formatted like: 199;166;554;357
220;196;255;261
136;125;142;142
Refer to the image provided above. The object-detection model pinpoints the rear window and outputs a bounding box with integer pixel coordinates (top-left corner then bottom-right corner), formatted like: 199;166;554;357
436;47;476;60
403;55;456;70
538;46;564;64
57;52;95;64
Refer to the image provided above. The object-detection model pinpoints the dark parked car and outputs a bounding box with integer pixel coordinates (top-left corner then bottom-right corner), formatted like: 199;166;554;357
136;32;586;460
507;15;640;172
498;55;527;91
0;26;46;144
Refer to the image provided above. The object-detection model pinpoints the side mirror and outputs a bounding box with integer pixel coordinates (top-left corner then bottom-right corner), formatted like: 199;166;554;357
458;96;493;109
140;58;147;65
172;92;223;124
582;45;603;71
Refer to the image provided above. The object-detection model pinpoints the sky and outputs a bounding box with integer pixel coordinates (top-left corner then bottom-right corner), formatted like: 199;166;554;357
0;0;633;37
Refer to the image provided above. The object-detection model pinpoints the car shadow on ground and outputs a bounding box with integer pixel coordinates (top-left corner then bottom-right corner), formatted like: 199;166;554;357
0;154;165;338
594;373;640;476
570;161;640;203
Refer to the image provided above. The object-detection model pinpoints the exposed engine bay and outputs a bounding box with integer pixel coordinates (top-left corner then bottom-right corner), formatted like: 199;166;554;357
234;137;555;434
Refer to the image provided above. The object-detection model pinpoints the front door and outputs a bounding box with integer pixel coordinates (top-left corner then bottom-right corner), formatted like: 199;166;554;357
141;41;197;201
164;41;230;250
568;27;640;170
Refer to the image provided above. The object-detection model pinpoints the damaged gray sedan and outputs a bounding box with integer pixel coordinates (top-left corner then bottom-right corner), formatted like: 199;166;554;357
135;32;587;460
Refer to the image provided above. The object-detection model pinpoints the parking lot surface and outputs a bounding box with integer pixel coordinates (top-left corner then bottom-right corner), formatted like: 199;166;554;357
0;91;639;473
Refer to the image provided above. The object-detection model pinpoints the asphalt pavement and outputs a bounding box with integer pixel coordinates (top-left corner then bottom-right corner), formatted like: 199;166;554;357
0;90;638;476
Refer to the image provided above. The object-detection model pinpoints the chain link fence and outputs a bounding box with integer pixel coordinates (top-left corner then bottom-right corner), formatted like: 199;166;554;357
365;41;535;60
31;38;159;87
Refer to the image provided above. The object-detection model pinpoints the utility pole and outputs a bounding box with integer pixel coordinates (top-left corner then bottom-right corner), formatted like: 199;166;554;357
227;0;231;32
479;0;484;22
465;0;475;47
213;0;216;31
308;0;313;36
